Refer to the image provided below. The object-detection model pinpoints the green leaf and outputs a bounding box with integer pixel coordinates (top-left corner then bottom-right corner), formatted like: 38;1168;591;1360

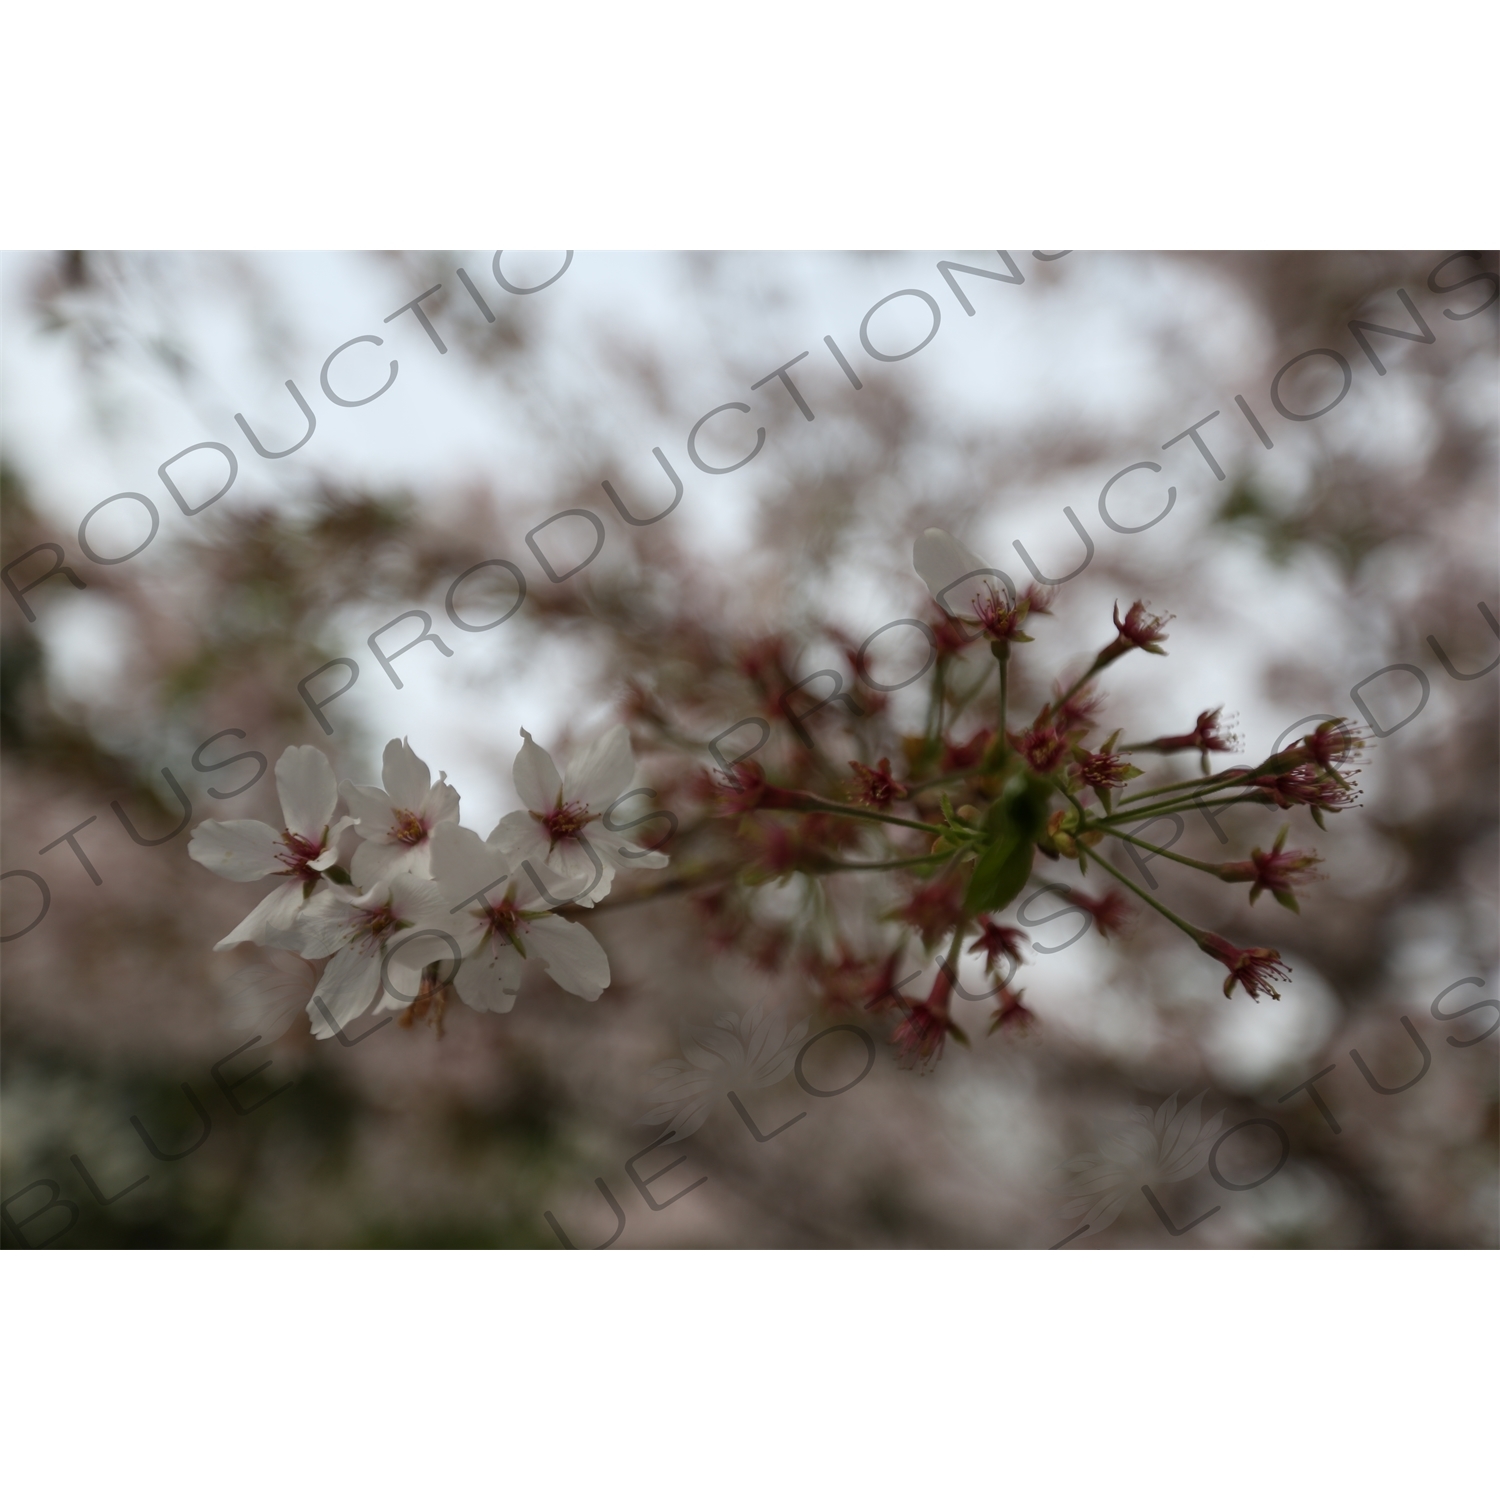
979;736;1013;775
965;831;1035;914
982;796;1013;840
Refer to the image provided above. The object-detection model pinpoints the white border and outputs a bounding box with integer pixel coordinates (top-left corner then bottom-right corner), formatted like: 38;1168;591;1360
2;2;1496;247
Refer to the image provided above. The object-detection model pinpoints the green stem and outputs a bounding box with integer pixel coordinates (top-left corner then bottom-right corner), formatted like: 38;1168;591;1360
1118;771;1245;804
1087;847;1206;944
816;853;944;873
1108;827;1223;875
928;657;948;741
799;797;944;835
1052;655;1107;711
905;770;983;796
942;923;966;978
1096;793;1256;825
996;643;1010;735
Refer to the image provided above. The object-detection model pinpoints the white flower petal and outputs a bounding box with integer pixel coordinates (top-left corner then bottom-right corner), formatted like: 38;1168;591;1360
307;946;382;1038
290;888;359;959
912;527;995;620
351;838;420;888
276;745;338;840
524;915;610;1000
564;725;636;811
453;944;524;1013
382;737;432;811
213;880;309;951
442;910;488;957
309;816;356;869
430;822;512;910
340;781;395;838
376;928;455;1010
188;819;283;882
386;872;450;929
526;838;613;908
491;810;539;857
596;836;670;873
513;728;562;812
419;775;461;828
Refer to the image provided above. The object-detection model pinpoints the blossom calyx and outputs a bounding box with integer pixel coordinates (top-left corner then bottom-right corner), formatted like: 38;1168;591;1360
1143;708;1236;754
1216;826;1322;912
1011;716;1070;774
1246;764;1358;826
1063;886;1132;937
1094;600;1173;669
848;757;908;808
714;760;811;816
1197;931;1291;1001
1069;729;1142;809
969;917;1027;971
986;986;1034;1035
889;967;967;1070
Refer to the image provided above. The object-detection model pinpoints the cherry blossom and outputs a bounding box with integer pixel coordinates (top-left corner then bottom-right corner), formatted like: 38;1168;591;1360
293;874;450;1038
1196;932;1292;1001
338;736;460;885
969;918;1027;971
494;726;668;907
912;527;1022;637
1217;826;1323;912
1138;707;1237;755
890;967;965;1070
848;757;908;808
715;759;811;815
1111;600;1172;653
1063;887;1132;938
1012;715;1070;773
430;821;610;1011
187;745;355;951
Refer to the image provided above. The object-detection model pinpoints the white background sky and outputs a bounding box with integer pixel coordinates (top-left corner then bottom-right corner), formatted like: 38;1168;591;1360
9;245;1472;839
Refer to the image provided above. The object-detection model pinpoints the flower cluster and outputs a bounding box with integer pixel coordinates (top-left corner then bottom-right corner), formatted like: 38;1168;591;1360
189;729;667;1039
674;525;1362;1051
196;523;1360;1062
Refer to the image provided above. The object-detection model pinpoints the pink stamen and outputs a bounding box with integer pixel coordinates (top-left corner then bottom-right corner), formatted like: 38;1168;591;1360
276;831;326;880
535;799;597;846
